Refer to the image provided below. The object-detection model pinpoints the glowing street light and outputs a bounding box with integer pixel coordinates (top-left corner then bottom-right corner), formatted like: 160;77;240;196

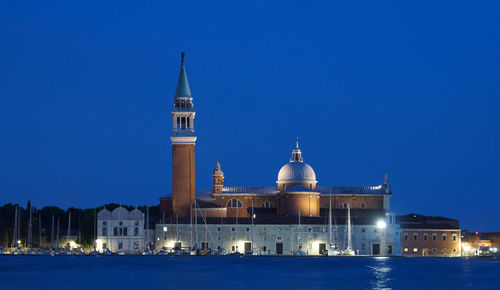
376;220;387;229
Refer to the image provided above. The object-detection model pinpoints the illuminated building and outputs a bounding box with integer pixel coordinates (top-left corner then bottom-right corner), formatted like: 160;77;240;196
96;206;145;254
397;214;461;257
157;53;400;256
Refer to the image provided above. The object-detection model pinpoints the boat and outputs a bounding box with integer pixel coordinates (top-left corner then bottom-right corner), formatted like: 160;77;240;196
341;203;355;256
142;250;153;256
244;251;259;256
88;250;99;256
295;210;308;256
326;188;341;256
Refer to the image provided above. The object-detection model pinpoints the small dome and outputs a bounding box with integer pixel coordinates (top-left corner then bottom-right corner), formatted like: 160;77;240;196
277;140;317;184
278;162;316;182
111;206;130;219
130;208;144;219
97;208;111;219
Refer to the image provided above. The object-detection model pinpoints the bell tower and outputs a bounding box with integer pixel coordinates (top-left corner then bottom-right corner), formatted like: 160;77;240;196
171;52;197;217
212;160;224;194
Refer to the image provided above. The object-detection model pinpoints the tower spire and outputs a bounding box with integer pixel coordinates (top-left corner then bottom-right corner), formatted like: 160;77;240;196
175;52;191;98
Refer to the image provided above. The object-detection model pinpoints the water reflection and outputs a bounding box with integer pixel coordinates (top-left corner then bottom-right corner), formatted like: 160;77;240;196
368;257;392;289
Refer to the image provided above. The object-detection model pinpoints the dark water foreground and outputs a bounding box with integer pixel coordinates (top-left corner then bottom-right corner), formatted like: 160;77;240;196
0;256;499;289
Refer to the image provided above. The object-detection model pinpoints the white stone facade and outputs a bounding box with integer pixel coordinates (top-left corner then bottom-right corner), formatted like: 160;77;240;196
154;214;401;256
96;207;146;254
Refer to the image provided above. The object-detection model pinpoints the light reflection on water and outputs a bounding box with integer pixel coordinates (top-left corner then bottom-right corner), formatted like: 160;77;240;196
368;257;392;290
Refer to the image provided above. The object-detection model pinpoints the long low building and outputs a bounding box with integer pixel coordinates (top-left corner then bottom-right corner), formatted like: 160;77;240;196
154;213;401;256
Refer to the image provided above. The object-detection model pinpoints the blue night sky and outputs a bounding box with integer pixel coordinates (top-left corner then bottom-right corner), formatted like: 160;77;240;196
1;1;499;231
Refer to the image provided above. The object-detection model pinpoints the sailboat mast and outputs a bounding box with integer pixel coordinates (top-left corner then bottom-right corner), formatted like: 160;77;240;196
38;215;42;248
195;200;198;249
189;203;193;250
50;215;54;248
28;206;32;249
329;188;332;247
12;206;18;248
347;203;352;250
251;199;254;251
67;210;71;243
56;217;60;249
93;208;96;249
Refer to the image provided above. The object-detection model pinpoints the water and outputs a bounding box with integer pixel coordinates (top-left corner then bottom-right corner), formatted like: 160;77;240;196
0;256;499;289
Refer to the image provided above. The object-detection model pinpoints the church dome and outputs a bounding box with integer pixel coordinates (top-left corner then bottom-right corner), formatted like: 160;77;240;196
277;162;316;182
276;141;317;188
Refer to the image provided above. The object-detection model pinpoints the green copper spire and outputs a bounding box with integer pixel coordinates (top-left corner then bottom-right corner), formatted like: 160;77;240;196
175;52;192;98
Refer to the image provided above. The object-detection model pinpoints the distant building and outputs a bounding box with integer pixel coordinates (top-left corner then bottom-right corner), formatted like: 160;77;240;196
155;53;400;256
397;214;461;257
461;231;500;257
96;207;145;254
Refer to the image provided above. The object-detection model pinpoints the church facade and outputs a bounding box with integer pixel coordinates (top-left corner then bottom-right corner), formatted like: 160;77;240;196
158;54;401;256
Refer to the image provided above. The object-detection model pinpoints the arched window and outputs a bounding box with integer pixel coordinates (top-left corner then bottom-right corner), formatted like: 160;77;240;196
261;201;273;208
361;203;365;209
227;199;243;208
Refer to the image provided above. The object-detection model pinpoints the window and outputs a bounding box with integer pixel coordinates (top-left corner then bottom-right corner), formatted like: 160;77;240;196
231;246;235;252
404;233;408;241
361;243;366;250
102;221;107;225
453;248;457;252
134;221;139;226
113;227;118;236
442;234;447;242
276;236;283;241
261;201;273;208
217;227;221;232
102;227;107;236
361;203;365;209
423;233;428;241
123;227;128;236
343;203;348;208
413;233;418;241
452;234;457;241
432;248;437;253
232;228;235;232
118;242;123;250
227;199;243;208
432;233;437;241
163;226;167;232
232;236;235;240
361;228;366;233
246;228;250;232
134;227;139;236
103;242;107;250
119;221;123;226
308;228;312;233
443;248;447;252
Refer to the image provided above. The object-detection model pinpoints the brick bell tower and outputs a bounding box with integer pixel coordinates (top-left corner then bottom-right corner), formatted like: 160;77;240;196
212;160;224;194
171;52;197;217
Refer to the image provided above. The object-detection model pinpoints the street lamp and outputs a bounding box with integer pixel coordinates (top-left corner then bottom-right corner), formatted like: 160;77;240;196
376;219;387;256
377;220;387;229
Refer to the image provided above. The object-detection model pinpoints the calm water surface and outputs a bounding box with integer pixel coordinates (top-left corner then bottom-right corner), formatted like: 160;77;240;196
0;256;498;289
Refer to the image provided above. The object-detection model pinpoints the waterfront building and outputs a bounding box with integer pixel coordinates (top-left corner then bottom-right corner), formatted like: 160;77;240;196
155;54;400;256
96;206;145;254
397;214;461;257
